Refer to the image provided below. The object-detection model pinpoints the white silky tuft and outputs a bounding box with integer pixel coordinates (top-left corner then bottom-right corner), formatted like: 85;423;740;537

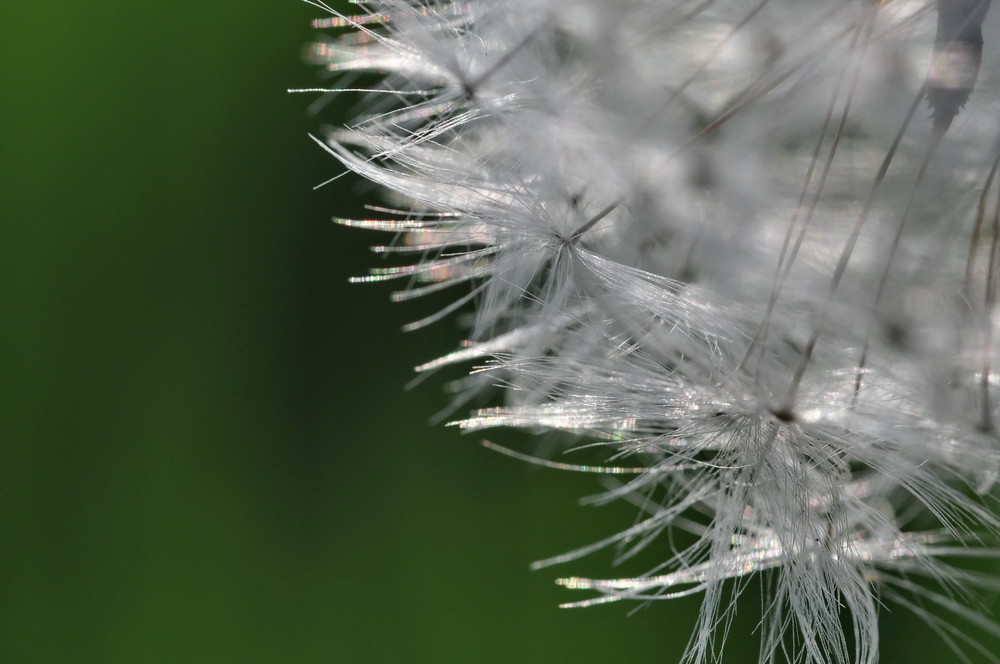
301;1;1000;662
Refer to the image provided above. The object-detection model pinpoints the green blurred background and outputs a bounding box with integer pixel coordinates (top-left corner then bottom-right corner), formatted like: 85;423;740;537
0;2;996;662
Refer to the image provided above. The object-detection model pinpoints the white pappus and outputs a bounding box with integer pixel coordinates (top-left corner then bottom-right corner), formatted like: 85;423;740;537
298;1;1000;662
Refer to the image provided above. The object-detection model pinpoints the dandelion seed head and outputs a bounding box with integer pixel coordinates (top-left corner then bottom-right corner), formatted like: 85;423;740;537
303;0;1000;661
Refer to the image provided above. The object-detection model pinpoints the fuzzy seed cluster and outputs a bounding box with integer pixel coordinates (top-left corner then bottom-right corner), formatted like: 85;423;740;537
302;2;1000;662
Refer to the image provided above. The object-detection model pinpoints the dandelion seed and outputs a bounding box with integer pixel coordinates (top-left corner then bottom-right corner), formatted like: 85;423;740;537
301;1;1000;662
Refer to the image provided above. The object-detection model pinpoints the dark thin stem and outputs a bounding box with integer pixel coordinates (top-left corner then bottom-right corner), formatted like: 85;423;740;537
782;86;927;412
570;199;622;242
852;123;948;401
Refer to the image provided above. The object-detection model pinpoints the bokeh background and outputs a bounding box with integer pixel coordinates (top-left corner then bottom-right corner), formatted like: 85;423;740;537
1;2;997;662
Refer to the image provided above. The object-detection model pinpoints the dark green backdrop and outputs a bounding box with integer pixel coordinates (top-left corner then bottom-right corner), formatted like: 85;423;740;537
1;2;995;662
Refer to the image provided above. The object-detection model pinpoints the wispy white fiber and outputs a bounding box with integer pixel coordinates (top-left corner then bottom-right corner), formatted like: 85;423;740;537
302;1;1000;661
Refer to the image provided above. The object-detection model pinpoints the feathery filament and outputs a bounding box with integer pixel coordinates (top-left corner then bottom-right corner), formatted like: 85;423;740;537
301;1;1000;661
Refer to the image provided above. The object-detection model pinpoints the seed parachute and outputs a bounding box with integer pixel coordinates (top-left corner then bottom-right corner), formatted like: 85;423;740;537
299;2;1000;662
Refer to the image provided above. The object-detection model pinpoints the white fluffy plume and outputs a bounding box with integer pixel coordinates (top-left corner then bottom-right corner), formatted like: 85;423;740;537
300;1;1000;661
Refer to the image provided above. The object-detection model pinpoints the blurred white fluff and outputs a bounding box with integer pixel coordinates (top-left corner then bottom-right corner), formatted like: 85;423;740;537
301;0;1000;661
